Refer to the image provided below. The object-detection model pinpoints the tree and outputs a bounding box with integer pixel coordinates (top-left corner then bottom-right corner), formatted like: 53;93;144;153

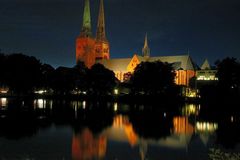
87;63;116;96
214;57;240;104
74;61;89;91
49;67;79;94
216;57;240;90
4;54;42;93
130;61;176;96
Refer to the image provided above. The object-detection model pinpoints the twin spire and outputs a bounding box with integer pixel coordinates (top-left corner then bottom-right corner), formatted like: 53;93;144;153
81;0;107;42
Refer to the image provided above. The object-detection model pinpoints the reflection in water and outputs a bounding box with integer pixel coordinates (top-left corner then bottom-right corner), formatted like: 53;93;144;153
196;122;218;133
112;115;138;146
182;103;200;116
173;117;194;134
33;99;53;109
0;98;7;107
0;98;238;160
72;128;107;160
114;102;118;112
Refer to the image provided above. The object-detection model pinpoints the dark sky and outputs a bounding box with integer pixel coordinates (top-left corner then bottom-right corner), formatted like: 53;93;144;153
0;0;240;68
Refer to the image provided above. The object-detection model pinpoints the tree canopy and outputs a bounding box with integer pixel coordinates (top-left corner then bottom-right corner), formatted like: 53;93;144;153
130;61;176;95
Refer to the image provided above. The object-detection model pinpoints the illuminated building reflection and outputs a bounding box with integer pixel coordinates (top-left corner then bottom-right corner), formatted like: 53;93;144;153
72;128;107;160
181;104;200;116
173;117;194;134
196;122;218;133
33;99;53;109
112;115;138;146
0;98;8;107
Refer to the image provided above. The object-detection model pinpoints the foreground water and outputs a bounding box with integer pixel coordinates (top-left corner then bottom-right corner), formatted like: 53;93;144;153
0;98;239;160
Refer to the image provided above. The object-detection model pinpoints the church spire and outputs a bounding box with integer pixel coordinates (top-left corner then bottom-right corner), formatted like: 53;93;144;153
96;0;107;42
80;0;92;37
142;33;150;58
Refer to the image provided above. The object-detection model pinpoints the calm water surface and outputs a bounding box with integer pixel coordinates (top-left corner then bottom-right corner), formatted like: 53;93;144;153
0;98;239;160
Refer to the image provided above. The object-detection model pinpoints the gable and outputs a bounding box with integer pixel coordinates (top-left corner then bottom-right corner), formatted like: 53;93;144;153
127;54;142;72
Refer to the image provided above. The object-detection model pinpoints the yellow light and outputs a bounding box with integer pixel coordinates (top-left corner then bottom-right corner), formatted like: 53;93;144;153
114;102;118;111
196;122;218;132
114;89;119;95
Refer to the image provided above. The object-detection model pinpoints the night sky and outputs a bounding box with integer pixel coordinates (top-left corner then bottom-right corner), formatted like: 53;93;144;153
0;0;240;68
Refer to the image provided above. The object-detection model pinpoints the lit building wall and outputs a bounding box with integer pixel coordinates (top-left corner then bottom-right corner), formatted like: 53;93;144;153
95;41;110;60
76;37;96;68
196;70;218;81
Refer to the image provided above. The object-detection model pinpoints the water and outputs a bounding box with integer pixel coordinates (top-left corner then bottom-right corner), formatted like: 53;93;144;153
0;98;239;160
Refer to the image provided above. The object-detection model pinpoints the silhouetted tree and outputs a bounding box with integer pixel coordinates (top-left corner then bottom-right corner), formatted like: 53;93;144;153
130;61;177;96
50;67;79;94
74;61;89;92
87;63;116;96
40;63;55;90
4;54;42;94
200;57;240;105
216;57;240;91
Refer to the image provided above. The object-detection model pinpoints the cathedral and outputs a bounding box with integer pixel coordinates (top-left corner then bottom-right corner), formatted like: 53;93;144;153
76;0;110;68
76;0;197;86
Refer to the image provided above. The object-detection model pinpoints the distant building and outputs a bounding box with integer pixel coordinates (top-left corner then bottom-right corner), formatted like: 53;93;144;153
195;59;218;88
76;0;109;68
76;0;197;86
98;35;197;86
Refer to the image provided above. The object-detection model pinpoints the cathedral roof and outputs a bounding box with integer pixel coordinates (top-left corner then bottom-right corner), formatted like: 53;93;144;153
147;55;196;70
97;58;132;72
98;54;196;72
201;59;211;70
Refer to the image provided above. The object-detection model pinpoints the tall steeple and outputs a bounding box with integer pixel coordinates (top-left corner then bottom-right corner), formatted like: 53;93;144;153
142;33;150;58
95;0;110;60
80;0;92;37
76;0;95;68
96;0;107;42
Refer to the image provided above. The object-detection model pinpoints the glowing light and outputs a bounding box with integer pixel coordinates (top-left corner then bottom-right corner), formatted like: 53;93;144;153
34;99;46;109
231;116;234;122
82;101;86;109
0;98;7;107
114;102;118;111
182;104;199;116
114;89;119;95
196;122;218;132
164;112;167;117
34;90;47;94
0;90;8;94
82;91;87;95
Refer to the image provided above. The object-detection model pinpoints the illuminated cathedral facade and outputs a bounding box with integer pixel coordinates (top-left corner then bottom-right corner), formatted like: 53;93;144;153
76;0;197;86
76;0;110;68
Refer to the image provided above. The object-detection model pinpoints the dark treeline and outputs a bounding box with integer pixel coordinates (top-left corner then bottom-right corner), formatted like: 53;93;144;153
1;53;239;105
199;57;240;106
0;53;117;97
0;53;180;103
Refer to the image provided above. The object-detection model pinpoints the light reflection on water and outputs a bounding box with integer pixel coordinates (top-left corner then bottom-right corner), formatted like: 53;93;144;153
0;99;239;160
0;98;7;107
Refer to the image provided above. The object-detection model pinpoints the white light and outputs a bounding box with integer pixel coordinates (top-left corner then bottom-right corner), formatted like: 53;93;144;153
164;112;167;117
34;90;47;94
231;116;234;122
82;101;86;109
82;91;87;95
0;98;7;107
34;99;45;109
